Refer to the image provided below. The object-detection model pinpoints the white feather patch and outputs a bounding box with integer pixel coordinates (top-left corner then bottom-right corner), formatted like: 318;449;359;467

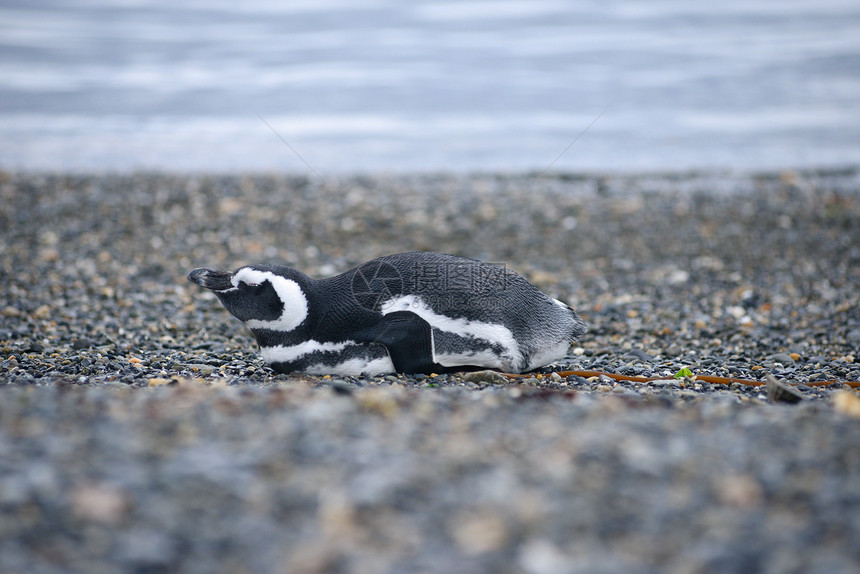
303;356;395;376
260;340;351;364
381;294;523;371
260;340;395;376
524;338;571;371
232;269;308;332
435;349;507;370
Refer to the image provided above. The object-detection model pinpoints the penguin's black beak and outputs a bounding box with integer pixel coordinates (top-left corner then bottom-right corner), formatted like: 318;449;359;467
188;268;234;291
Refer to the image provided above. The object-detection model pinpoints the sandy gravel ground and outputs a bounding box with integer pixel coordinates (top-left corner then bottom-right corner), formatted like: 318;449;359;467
2;169;860;573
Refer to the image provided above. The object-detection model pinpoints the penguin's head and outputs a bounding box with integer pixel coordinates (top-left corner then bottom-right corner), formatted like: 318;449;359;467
188;264;310;332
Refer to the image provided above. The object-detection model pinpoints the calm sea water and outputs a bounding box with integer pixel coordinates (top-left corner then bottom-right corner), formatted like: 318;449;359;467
2;0;859;173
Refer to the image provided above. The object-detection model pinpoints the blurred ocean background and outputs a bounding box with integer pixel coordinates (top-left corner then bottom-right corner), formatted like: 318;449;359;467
1;0;859;173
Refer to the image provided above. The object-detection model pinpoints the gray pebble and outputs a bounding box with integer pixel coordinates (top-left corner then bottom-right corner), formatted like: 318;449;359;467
180;363;216;376
72;338;92;350
118;528;177;566
770;353;795;365
650;379;679;387
665;345;683;357
626;348;654;362
463;370;510;385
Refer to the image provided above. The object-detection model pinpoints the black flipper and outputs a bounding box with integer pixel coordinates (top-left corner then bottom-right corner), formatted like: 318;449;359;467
354;311;437;374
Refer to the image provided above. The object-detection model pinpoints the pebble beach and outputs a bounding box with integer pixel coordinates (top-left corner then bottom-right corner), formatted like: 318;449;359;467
2;169;860;573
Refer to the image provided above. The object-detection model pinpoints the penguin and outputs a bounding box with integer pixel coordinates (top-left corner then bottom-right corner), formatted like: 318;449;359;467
188;251;587;376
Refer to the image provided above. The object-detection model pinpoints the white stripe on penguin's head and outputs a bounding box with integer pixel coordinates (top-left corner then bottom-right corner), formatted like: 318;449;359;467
232;268;309;332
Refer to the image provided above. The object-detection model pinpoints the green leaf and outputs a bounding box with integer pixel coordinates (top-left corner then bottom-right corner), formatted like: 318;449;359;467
674;367;693;379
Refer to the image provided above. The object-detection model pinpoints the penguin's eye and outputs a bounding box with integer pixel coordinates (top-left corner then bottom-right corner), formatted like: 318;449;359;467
237;280;262;291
